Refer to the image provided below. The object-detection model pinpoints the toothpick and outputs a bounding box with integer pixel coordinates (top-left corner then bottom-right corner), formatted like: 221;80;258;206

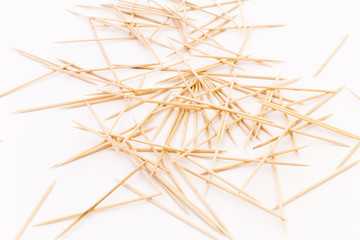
125;184;221;240
242;122;292;189
179;164;284;220
15;180;56;240
205;78;236;193
0;70;55;98
271;157;286;232
34;194;159;226
274;158;360;209
349;89;360;101
336;141;360;168
254;87;342;148
55;36;137;43
175;164;232;238
258;99;360;140
55;162;146;239
314;34;349;77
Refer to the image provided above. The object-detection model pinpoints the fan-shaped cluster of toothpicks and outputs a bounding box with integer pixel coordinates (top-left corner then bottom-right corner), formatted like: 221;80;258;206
5;1;360;239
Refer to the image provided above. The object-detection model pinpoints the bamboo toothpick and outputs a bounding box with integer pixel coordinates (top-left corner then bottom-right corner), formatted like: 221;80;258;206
15;180;56;240
242;123;292;189
253;88;340;149
34;194;159;226
337;141;360;169
125;184;221;240
0;71;55;98
272;157;286;232
273;158;360;209
349;89;360;101
258;99;360;140
314;34;349;77
55;162;145;239
179;164;284;220
175;164;230;235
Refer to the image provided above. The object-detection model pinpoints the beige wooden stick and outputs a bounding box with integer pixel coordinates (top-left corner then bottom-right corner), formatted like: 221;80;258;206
52;125;155;168
193;0;240;10
191;54;282;63
184;156;256;201
205;79;236;193
167;134;218;165
124;184;220;240
272;157;286;232
89;19;123;89
242;123;292;189
55;36;137;43
15;180;56;240
112;6;162;63
314;34;349;77
55;162;146;239
196;145;308;164
179;164;284;220
253;114;333;149
15;94;120;113
337;141;360;168
277;88;298;157
72;120;168;171
349;89;360;101
202;24;286;30
208;160;308;174
172;94;274;124
34;194;160;226
0;71;55;98
175;164;230;234
119;144;189;214
15;49;122;87
273;158;360;209
258;99;360;140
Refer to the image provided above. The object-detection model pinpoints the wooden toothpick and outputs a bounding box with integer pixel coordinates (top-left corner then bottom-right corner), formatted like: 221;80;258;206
274;158;360;209
55;162;145;239
314;34;349;77
15;180;56;240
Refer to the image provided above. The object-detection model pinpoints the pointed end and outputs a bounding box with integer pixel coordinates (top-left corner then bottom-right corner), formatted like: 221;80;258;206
335;84;346;93
32;222;46;227
50;163;60;169
56;58;67;64
12;47;22;53
13;109;26;114
348;88;360;101
335;165;342;170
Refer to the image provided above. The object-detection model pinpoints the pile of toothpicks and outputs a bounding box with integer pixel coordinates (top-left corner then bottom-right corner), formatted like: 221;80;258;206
5;1;360;239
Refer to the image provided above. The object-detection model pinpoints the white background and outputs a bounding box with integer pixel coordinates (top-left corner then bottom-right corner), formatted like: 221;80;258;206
1;0;360;240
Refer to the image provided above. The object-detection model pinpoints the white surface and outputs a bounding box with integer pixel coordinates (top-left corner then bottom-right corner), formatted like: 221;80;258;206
1;0;360;240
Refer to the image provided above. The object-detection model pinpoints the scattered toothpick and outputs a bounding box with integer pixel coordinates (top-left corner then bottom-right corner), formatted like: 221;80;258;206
314;34;349;77
15;180;56;240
